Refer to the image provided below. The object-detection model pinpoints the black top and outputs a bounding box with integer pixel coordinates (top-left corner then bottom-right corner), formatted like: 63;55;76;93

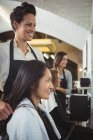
56;69;67;114
38;108;60;140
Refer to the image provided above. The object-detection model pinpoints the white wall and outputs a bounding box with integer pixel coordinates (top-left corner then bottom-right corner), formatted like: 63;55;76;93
83;34;91;78
90;33;93;128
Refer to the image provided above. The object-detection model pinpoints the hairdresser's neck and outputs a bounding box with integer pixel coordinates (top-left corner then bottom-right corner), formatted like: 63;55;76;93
14;36;29;55
58;66;64;75
58;66;64;70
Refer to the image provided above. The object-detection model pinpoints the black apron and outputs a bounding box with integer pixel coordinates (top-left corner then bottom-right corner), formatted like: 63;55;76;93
56;70;67;114
3;40;38;99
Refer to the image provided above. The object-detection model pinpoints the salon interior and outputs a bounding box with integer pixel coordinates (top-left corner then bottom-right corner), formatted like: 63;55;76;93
0;0;93;128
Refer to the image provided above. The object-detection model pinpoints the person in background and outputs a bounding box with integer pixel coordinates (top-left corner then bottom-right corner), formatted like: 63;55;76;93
5;60;61;140
53;51;72;115
42;69;93;140
0;2;44;120
42;69;74;139
42;69;67;120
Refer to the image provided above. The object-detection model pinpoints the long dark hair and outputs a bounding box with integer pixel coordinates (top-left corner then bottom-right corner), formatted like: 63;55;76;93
50;69;58;86
10;2;36;30
7;60;47;110
54;51;67;68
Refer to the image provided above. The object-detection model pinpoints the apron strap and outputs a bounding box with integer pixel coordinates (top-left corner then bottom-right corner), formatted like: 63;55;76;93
10;40;14;63
27;43;38;60
62;69;66;80
9;40;38;62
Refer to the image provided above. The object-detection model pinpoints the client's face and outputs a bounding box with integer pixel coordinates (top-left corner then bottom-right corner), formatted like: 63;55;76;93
36;68;53;100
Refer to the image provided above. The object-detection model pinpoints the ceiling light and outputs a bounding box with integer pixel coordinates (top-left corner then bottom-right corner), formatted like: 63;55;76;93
79;68;83;72
43;53;49;59
51;54;55;59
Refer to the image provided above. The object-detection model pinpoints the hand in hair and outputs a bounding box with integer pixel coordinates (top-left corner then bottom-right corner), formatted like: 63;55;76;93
0;100;13;120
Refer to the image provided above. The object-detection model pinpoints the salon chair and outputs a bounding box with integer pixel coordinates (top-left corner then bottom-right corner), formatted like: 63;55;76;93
66;94;91;122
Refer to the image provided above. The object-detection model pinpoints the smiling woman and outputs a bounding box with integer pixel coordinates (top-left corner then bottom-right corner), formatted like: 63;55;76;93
0;2;44;122
0;2;43;98
5;60;60;140
53;51;72;116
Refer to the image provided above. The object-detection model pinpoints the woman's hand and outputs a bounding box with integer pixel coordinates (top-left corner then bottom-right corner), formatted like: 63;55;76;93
0;100;13;120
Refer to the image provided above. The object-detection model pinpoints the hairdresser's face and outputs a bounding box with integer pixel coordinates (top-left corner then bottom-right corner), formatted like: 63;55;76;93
37;68;53;100
14;13;36;41
59;55;68;68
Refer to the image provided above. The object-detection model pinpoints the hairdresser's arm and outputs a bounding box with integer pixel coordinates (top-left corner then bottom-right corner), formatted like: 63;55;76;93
65;70;72;94
56;86;66;94
0;100;13;120
56;70;72;94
